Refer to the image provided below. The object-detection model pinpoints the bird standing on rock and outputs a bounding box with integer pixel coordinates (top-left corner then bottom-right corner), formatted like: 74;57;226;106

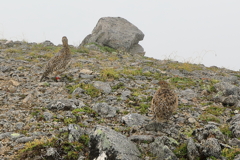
150;80;178;122
40;36;71;82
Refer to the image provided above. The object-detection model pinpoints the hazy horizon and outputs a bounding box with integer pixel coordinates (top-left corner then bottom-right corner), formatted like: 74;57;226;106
1;1;240;71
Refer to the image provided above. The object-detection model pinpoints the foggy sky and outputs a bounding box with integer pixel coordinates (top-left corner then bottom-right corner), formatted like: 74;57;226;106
1;1;240;70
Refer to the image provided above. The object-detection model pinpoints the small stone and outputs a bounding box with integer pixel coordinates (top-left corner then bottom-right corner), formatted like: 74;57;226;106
93;81;111;94
234;110;239;114
188;117;196;124
43;112;53;121
80;69;93;74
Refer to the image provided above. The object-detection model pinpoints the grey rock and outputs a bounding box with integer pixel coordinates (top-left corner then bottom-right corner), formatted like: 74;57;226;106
192;125;225;142
41;40;54;46
0;66;13;73
154;136;179;150
149;138;178;160
43;112;53;121
222;95;239;106
15;122;25;130
93;81;111;94
68;124;85;142
84;43;101;51
47;99;84;111
72;87;85;96
92;102;117;118
16;136;35;143
201;138;221;159
122;113;149;127
229;114;240;138
80;17;144;55
222;76;238;84
214;82;240;96
129;135;154;143
187;138;200;160
121;90;132;100
180;89;197;100
234;154;240;160
144;122;180;137
89;125;141;160
0;132;13;140
79;73;95;79
129;44;145;55
10;133;24;141
45;147;58;159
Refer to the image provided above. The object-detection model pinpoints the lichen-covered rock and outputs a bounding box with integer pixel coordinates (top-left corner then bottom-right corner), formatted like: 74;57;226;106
122;113;149;127
68;124;85;142
92;102;118;118
200;138;221;159
93;81;111;94
149;137;178;160
229;114;240;138
187;138;200;160
89;125;141;160
47;99;85;111
192;125;225;142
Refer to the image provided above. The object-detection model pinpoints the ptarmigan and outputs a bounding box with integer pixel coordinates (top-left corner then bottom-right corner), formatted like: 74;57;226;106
40;36;71;82
150;80;178;122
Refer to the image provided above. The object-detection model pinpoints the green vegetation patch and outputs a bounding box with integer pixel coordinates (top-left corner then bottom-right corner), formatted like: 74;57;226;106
88;42;116;53
173;143;188;159
220;124;233;138
72;107;97;116
100;68;120;80
204;105;226;116
66;83;100;97
17;134;90;160
221;147;240;160
166;61;203;72
199;113;220;123
135;103;150;114
170;77;196;89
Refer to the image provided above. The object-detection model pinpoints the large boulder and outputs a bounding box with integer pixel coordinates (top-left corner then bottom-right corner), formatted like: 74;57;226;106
80;17;145;55
89;125;141;160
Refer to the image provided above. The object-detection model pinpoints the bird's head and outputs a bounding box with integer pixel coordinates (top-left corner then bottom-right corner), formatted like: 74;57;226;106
62;36;68;47
158;80;170;88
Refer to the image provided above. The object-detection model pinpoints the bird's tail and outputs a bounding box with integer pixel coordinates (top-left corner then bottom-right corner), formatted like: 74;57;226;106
40;72;48;82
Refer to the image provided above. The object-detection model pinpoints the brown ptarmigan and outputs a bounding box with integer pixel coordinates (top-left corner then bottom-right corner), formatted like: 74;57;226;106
150;80;178;122
40;36;71;82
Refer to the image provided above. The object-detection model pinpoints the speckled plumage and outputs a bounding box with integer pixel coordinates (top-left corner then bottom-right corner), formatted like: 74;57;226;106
40;36;71;82
150;81;178;122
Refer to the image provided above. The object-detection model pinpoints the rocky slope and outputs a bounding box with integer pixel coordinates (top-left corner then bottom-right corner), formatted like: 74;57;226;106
0;39;240;160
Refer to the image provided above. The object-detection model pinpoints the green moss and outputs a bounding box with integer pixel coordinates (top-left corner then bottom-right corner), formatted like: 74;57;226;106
66;83;100;97
79;134;90;146
72;107;96;115
204;105;226;116
100;68;120;80
220;124;232;137
70;46;89;54
199;113;220;123
170;77;196;89
63;117;77;125
166;61;202;72
221;148;240;160
112;82;124;90
136;103;150;114
173;143;188;159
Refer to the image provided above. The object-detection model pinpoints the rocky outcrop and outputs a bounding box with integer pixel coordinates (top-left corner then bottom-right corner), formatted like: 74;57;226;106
80;17;145;55
1;39;240;159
